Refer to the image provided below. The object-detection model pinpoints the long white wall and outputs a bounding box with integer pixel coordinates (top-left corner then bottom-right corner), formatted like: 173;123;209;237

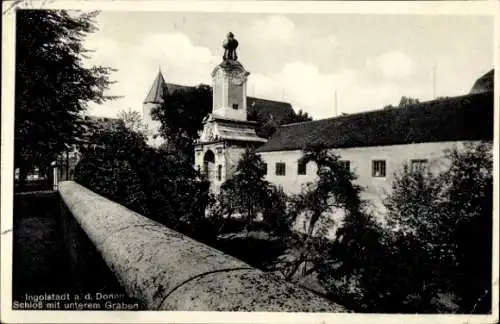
259;141;478;206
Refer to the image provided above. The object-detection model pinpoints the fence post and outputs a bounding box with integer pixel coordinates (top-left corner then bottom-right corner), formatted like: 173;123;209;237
51;161;59;191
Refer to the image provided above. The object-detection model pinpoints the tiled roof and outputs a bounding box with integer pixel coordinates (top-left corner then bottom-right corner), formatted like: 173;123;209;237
256;92;494;153
144;71;166;103
165;83;190;95
470;69;494;94
247;97;295;124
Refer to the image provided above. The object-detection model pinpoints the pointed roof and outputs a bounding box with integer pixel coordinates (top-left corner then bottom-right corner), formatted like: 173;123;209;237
144;70;166;104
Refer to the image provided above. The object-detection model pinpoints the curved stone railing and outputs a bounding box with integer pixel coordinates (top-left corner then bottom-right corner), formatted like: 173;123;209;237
58;181;348;312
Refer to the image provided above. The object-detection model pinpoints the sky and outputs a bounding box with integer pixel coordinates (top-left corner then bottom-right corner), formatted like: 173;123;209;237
82;11;494;120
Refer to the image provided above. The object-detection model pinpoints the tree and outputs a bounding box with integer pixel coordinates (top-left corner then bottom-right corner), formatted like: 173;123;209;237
118;108;149;136
74;124;151;216
398;96;420;107
261;186;292;237
15;10;115;186
440;142;493;313
151;84;212;160
249;108;313;139
279;143;363;281
383;142;493;312
218;149;272;229
283;109;313;124
325;141;493;313
293;143;362;236
75;124;214;240
247;108;278;139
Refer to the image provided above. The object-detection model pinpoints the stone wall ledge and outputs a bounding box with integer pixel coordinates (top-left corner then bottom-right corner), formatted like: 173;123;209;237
59;181;349;312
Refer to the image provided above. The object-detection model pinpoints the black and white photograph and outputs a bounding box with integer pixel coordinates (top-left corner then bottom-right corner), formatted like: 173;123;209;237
1;1;498;323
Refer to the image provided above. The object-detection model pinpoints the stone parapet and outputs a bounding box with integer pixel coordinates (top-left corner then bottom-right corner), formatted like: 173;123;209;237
58;181;349;312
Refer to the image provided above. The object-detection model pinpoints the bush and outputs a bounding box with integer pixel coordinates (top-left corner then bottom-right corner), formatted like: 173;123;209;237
261;186;292;237
217;149;291;233
74;125;214;240
323;141;493;313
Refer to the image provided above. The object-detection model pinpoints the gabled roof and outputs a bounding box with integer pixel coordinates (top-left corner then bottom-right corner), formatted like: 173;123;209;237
144;71;166;104
256;92;493;153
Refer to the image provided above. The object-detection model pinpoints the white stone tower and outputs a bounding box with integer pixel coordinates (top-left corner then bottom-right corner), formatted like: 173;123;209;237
143;69;166;146
194;32;266;192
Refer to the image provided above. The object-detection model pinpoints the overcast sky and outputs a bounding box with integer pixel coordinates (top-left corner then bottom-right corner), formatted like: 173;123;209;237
83;11;494;120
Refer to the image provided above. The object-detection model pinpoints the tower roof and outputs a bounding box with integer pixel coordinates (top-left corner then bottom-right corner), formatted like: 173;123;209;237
144;70;166;104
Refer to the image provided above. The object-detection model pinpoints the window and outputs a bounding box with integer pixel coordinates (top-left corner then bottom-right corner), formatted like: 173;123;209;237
339;160;350;172
275;162;286;176
232;103;239;110
297;161;307;175
263;163;268;175
372;160;386;177
217;165;222;181
411;159;428;173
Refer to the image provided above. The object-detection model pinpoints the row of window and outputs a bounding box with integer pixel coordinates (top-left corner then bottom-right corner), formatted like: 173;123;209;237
264;159;428;178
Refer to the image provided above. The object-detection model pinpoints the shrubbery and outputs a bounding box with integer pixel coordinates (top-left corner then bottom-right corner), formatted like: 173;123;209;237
75;125;492;313
315;141;493;313
217;142;492;314
74;125;214;240
213;149;291;235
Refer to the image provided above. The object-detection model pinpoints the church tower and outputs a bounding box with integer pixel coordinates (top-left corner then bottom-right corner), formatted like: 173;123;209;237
194;32;266;192
143;69;166;146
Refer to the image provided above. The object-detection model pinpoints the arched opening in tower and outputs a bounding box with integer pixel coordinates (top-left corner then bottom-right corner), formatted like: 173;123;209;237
203;150;215;180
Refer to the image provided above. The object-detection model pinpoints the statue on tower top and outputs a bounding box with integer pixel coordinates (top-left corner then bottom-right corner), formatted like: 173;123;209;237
223;32;238;61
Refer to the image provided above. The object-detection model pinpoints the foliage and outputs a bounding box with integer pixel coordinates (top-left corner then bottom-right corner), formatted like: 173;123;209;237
248;109;277;139
318;211;388;311
274;143;364;282
258;115;280;139
398;96;420;107
151;84;212;160
439;142;493;313
118;108;149;137
74;125;214;240
15;10;115;184
249;108;313;139
217;149;273;229
292;143;363;236
383;142;492;312
283;109;313;124
261;186;292;237
321;141;493;313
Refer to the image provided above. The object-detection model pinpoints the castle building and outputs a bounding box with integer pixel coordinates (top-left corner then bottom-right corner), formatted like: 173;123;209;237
257;70;494;215
142;33;493;214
